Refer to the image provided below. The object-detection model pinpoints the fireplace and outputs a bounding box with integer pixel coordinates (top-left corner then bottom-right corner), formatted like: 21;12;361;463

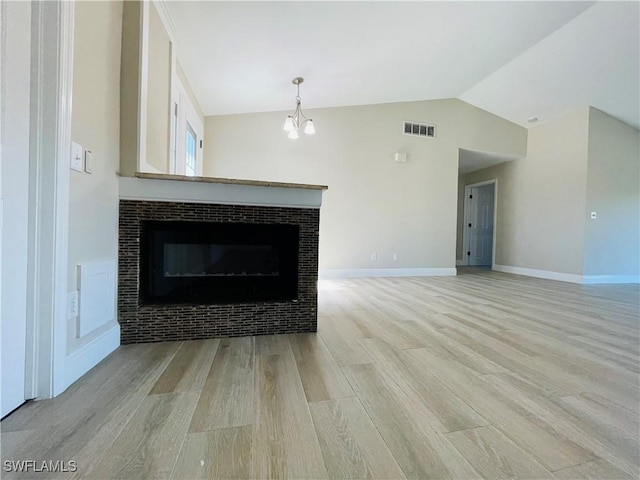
141;220;299;304
118;172;325;345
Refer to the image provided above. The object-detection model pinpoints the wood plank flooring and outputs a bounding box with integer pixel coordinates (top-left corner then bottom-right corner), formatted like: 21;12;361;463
1;269;638;479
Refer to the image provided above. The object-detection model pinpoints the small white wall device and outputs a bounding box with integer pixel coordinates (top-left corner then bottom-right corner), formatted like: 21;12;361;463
394;152;407;163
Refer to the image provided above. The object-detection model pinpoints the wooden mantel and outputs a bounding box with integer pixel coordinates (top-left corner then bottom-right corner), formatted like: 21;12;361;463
119;172;327;209
134;172;328;190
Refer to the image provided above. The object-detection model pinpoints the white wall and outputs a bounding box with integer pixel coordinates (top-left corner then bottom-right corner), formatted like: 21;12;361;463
145;3;171;173
68;1;122;353
204;99;527;273
1;0;31;416
177;60;204;126
464;108;590;276
119;2;204;178
462;107;640;283
584;108;640;277
119;0;140;178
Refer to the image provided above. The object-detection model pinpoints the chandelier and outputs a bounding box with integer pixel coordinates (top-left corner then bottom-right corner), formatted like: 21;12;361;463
283;77;315;139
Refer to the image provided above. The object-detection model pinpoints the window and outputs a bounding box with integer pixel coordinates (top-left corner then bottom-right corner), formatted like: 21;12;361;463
185;123;197;177
169;76;203;177
170;102;178;174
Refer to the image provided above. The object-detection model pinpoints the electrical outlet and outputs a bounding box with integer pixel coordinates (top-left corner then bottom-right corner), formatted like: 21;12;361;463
393;252;398;261
371;252;377;261
67;291;79;319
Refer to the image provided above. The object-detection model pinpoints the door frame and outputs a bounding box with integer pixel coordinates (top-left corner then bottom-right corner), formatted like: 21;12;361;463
24;0;74;400
462;179;498;268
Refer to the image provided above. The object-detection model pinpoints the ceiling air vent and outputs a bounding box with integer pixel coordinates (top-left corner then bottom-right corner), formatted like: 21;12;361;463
403;121;435;138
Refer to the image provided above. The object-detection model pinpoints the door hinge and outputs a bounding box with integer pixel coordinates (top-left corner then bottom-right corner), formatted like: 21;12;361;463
200;140;203;148
469;194;473;199
468;223;472;227
467;251;471;256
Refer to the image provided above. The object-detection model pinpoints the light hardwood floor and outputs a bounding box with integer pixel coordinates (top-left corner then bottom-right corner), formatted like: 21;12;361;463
2;269;638;479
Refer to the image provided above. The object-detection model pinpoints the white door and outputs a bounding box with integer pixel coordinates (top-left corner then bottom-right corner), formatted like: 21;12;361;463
1;1;31;417
467;184;494;266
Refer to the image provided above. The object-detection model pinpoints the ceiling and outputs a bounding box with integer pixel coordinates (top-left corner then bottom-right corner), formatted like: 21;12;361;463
458;149;522;175
166;1;639;130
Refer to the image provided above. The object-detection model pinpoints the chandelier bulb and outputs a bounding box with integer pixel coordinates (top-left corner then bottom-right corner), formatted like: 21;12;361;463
288;129;299;140
283;116;295;132
304;120;315;135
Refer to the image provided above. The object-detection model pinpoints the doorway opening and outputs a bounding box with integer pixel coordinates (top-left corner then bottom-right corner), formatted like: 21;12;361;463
462;179;497;268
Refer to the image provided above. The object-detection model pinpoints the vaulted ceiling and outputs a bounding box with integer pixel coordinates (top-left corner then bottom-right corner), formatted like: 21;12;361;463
166;1;639;130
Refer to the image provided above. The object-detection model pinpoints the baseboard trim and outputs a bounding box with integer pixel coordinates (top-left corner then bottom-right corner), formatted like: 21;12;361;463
582;275;640;284
493;264;583;284
319;268;457;279
64;322;120;390
493;265;640;285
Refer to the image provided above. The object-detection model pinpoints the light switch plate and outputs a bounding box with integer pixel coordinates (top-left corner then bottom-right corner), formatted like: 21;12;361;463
84;150;93;173
71;142;83;172
590;211;597;219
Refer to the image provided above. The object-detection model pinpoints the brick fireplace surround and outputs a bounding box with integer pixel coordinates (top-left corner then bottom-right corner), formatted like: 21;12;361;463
118;173;326;344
